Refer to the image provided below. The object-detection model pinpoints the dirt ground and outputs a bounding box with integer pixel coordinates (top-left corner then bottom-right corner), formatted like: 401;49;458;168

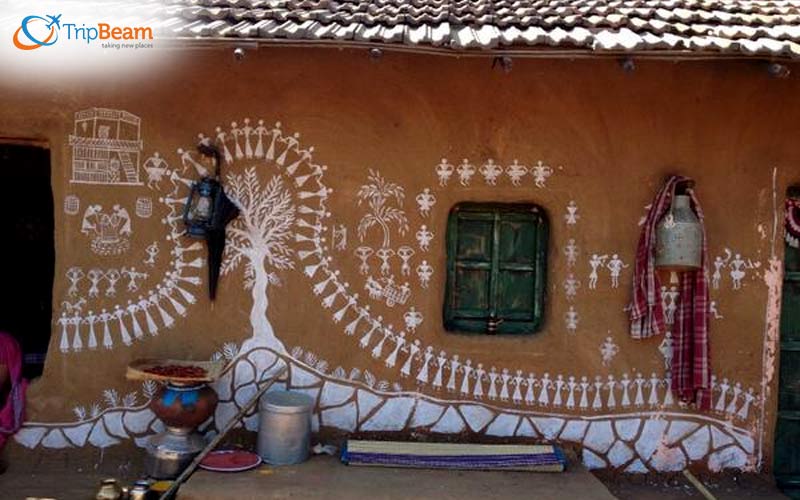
593;470;788;500
0;442;790;499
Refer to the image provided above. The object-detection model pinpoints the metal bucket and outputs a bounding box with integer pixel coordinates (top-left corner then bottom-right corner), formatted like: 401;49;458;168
257;391;314;465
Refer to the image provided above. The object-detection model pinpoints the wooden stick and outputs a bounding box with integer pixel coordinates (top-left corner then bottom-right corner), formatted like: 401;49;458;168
160;364;289;500
682;469;717;500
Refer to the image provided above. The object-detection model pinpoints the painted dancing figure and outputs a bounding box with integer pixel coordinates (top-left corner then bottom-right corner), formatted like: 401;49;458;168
565;376;577;409
400;339;420;378
415;188;436;217
57;312;71;353
578;376;590;409
605;376;617;408
371;327;391;359
730;253;746;290
473;363;486;399
505;159;527;186
716;378;731;413
253;119;267;158
113;306;132;346
479;159;502;185
242;118;254;159
499;368;511;402
446;355;460;392
230;121;244;160
416;225;434;252
524;373;536;405
360;316;383;349
397;246;415;276
435;158;454;186
403;307;423;332
553;375;565;407
564;238;579;268
416;260;433;288
647;373;661;407
99;308;113;349
588;254;608;289
563;274;581;300
66;267;84;297
727;382;742;415
538;373;552;406
620;374;631;407
457;159;475;186
487;367;499;400
138;295;158;336
530;160;553;188
592;377;604;411
126;301;144;341
87;268;103;298
565;306;579;333
376;248;395;276
385;331;405;368
633;373;646;407
432;351;447;390
460;359;473;396
265;122;282;160
215;126;234;164
564;200;579;225
84;310;98;350
606;254;628;288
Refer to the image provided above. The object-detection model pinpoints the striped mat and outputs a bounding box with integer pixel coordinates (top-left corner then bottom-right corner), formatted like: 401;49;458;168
341;441;566;472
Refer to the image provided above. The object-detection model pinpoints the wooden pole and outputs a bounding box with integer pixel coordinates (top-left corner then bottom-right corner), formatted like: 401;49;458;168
159;364;289;500
682;469;717;500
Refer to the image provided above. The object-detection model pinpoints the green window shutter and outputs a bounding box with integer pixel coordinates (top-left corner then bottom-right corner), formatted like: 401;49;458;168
444;203;548;335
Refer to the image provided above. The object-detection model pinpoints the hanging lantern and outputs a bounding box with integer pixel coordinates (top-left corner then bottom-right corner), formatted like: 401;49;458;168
655;194;702;271
183;139;239;300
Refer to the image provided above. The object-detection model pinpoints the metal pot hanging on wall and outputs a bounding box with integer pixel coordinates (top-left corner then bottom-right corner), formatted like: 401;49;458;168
655;192;702;271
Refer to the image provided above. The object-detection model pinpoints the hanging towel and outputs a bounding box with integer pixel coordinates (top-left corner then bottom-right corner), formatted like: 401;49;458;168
629;176;711;409
0;332;27;450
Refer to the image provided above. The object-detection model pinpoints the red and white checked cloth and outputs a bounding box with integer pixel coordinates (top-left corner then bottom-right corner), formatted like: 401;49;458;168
629;176;711;410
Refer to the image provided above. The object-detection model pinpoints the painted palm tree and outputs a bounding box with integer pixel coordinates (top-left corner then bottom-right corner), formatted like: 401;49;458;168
357;169;409;248
222;168;295;352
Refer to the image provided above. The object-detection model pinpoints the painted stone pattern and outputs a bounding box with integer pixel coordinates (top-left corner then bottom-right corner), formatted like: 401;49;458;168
12;102;780;475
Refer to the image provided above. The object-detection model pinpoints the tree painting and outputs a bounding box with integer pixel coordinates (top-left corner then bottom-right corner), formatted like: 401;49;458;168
222;168;295;352
357;169;409;248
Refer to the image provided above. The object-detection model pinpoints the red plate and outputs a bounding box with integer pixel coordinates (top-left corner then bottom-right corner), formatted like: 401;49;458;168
199;450;262;472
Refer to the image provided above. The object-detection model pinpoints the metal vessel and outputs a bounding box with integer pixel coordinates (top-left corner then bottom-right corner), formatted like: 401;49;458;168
257;391;314;465
656;194;702;271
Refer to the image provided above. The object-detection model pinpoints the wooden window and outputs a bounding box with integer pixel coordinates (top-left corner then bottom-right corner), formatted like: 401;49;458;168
444;202;548;335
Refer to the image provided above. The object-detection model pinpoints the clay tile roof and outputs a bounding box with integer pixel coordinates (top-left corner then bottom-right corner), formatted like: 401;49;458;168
149;0;800;58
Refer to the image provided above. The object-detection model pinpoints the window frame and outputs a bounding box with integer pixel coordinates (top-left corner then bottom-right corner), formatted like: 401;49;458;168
443;202;548;335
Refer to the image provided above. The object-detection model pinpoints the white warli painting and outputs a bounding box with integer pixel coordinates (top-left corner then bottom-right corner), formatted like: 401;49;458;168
712;249;762;290
81;204;133;256
64;194;80;215
135;197;153;219
18;116;768;476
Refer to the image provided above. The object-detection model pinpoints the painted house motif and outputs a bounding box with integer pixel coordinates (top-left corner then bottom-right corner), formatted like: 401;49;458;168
68;108;143;185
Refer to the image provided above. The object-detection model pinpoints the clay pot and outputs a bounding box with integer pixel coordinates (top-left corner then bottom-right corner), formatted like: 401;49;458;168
149;383;218;429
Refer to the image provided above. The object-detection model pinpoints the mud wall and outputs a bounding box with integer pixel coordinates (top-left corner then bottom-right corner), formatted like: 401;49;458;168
0;48;797;472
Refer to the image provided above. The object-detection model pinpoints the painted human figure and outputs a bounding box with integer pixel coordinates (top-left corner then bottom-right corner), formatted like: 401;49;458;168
499;368;511;402
416;225;434;252
403;307;423;332
599;336;619;366
530;160;553;188
512;370;524;404
397;246;415;276
647;373;661;407
620;373;631;408
565;306;579;334
57;312;71;353
524;373;537;405
360;316;382;348
446;355;461;392
253;119;268;158
710;301;723;319
416;260;433;288
634;373;646;407
727;382;742;415
99;308;114;350
565;376;577;409
126;300;144;341
87;268;104;298
66;267;84;297
665;286;679;324
230;121;244;160
737;388;756;420
113;305;132;346
415;188;436;217
460;359;473;396
400;339;420;378
242;118;254;159
564;238;579;268
564;200;579;225
473;363;486;399
384;330;405;368
592;376;604;410
457;159;475;186
505;159;528;186
487;367;499;400
578;376;590;409
105;269;122;297
215;126;234;164
663;375;674;407
376;248;394;275
371;327;391;359
138;296;158;336
715;377;731;412
69;311;83;352
435;158;454;187
344;305;369;336
143;152;170;190
553;375;565;407
606;254;628;288
563;274;581;300
79;310;97;350
144;242;159;268
265;121;282;160
479;159;502;185
285;146;314;176
159;285;187;317
276;132;300;166
355;246;373;275
176;148;208;177
730;254;746;290
712;255;727;289
588;254;608;289
149;290;174;329
364;276;383;300
538;373;552;406
332;225;347;252
333;293;358;323
605;375;617;408
432;350;447;390
658;331;673;370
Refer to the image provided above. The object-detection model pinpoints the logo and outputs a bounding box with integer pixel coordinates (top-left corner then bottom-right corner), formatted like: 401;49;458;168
13;14;61;50
12;13;154;51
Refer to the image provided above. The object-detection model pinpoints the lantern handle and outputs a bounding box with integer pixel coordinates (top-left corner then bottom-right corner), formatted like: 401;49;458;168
196;138;222;179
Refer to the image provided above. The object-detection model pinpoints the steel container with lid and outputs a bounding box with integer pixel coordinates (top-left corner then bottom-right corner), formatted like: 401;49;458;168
257;391;314;465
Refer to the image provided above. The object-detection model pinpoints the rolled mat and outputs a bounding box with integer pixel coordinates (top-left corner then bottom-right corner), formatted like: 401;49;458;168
341;441;566;472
